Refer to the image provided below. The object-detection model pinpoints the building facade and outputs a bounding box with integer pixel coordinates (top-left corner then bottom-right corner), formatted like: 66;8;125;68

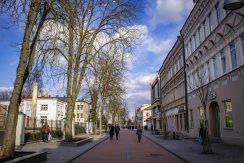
20;97;66;122
159;37;187;133
20;97;90;125
181;0;244;146
135;104;151;128
73;101;89;125
150;76;161;130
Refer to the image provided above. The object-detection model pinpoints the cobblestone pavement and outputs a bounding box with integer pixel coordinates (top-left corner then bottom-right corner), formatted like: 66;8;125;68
72;129;184;163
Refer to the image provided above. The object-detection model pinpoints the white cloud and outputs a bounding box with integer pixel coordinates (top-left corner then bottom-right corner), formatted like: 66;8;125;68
146;0;194;26
125;72;157;115
132;25;174;59
143;37;173;55
0;87;13;91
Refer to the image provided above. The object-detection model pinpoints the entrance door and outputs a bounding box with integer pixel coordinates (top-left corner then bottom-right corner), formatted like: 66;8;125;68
209;101;220;137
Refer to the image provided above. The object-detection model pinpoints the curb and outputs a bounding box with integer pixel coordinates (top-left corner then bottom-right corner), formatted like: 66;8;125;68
66;135;109;163
143;133;189;163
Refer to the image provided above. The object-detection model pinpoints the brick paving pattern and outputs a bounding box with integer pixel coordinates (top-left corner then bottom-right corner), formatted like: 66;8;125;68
72;129;184;163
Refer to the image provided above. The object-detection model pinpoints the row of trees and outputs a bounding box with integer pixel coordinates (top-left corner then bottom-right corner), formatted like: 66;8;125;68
0;0;140;159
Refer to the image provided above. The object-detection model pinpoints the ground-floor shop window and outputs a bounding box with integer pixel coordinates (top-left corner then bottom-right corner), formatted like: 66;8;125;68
224;100;233;128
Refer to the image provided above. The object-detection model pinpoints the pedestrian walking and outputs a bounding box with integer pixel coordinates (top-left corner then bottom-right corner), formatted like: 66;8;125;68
109;124;115;140
115;124;120;140
136;126;143;143
41;121;50;143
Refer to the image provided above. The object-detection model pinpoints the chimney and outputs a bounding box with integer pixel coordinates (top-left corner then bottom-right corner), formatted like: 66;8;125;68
31;83;38;120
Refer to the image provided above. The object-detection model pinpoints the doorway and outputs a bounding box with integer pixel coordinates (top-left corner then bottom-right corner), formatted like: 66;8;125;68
209;101;220;137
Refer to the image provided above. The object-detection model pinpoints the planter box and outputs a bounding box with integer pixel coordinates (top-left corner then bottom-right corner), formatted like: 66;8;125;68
59;137;93;147
3;152;47;163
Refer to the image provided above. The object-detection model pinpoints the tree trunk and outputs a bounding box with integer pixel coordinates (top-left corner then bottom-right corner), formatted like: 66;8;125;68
94;122;97;135
202;105;212;154
65;100;75;141
0;0;40;158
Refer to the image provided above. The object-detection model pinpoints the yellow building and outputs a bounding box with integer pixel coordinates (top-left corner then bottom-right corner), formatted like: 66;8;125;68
73;101;90;125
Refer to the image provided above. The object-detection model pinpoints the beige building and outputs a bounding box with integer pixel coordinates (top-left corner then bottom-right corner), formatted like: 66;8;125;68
181;0;244;146
159;37;187;133
150;76;161;130
73;101;90;125
135;104;151;128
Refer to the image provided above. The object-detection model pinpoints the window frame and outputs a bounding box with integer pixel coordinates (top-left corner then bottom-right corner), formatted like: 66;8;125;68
221;51;226;74
213;57;218;79
229;42;237;70
223;100;233;128
41;104;48;111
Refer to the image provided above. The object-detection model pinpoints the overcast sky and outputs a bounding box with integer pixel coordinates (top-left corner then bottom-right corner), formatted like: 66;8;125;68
0;0;194;117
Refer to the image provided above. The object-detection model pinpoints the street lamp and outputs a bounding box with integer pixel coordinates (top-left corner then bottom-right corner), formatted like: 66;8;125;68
223;0;244;10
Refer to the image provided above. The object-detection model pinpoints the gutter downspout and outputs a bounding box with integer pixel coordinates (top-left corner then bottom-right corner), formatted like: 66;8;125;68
180;33;189;133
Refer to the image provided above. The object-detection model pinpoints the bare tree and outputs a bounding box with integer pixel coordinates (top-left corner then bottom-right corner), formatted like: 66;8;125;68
22;68;44;97
0;0;54;158
40;0;140;141
188;67;212;154
0;89;12;101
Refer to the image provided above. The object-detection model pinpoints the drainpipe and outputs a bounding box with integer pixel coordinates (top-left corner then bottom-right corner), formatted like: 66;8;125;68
179;33;189;133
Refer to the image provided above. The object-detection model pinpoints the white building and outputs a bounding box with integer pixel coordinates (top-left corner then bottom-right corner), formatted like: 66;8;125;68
20;97;66;122
135;104;151;128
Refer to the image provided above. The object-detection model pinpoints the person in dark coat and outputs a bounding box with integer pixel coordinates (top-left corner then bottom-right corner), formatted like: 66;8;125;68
41;122;50;143
109;124;115;140
115;124;120;140
199;124;205;144
136;125;143;143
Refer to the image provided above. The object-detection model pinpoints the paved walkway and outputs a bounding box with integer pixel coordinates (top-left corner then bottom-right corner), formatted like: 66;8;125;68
18;134;108;163
143;130;244;163
72;129;184;163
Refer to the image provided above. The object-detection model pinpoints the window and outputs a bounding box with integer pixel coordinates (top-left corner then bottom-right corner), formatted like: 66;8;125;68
189;39;192;54
229;42;237;69
77;114;79;118
198;28;201;44
207;61;211;82
198;107;204;126
209;13;213;32
40;116;47;124
189;109;194;128
221;51;226;74
196;30;200;47
77;105;83;110
80;113;83;118
185;44;188;58
188;41;192;55
200;25;205;42
203;21;207;38
41;104;48;111
224;101;233;128
192;35;196;51
213;57;218;79
241;35;244;61
215;2;220;24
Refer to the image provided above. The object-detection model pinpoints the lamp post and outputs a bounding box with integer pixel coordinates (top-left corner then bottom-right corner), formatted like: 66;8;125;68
223;0;244;10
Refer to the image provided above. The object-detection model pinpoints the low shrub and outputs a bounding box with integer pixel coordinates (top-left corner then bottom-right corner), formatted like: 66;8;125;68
75;125;86;135
50;130;63;138
25;132;42;142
